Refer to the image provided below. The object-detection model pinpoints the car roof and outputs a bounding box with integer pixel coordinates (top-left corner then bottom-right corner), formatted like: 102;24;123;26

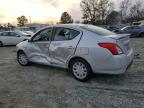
128;25;141;27
1;31;13;32
35;24;85;33
41;24;84;30
122;25;141;28
1;31;15;33
55;24;83;28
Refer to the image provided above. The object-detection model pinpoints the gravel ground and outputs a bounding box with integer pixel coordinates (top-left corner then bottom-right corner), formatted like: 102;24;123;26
0;38;144;108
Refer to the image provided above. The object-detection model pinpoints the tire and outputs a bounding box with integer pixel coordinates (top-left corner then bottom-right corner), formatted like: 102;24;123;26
69;59;92;81
139;33;144;37
17;51;30;66
0;41;3;47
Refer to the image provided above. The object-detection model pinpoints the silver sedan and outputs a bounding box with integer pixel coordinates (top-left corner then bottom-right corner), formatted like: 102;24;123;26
16;24;134;81
0;30;31;46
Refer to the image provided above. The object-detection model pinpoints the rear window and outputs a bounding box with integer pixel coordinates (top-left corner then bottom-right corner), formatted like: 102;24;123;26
80;25;115;36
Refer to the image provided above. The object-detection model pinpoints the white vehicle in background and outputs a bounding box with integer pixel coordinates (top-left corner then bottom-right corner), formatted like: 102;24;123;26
14;30;32;37
0;30;31;46
23;31;34;35
15;26;34;35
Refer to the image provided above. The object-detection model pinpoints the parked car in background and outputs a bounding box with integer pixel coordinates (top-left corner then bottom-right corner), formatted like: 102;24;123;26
14;30;32;37
15;26;35;35
23;30;34;35
114;25;144;38
16;24;134;81
106;25;120;31
0;30;31;46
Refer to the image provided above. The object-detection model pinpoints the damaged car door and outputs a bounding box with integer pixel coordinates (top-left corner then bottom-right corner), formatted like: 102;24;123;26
28;28;53;65
49;27;82;67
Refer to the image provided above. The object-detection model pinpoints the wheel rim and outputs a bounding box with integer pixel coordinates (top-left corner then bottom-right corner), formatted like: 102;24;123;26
72;62;87;79
18;53;28;65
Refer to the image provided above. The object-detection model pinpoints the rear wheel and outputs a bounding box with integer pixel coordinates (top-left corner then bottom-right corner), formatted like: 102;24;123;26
0;41;3;47
17;51;30;66
69;59;92;81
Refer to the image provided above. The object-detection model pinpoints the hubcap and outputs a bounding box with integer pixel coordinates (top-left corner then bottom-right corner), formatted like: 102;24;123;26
18;53;28;65
72;62;87;79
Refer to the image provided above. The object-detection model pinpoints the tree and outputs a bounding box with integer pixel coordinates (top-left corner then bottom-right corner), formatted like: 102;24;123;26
130;1;144;20
98;0;114;24
106;11;120;25
118;0;144;24
60;12;73;24
119;0;131;23
80;0;114;25
7;23;12;28
0;24;3;29
126;0;144;23
75;20;80;24
17;15;28;26
82;20;89;24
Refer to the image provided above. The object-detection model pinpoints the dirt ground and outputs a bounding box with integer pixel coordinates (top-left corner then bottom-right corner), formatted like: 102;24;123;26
0;38;144;108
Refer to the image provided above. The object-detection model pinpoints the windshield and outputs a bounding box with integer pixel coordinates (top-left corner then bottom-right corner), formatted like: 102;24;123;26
80;24;115;36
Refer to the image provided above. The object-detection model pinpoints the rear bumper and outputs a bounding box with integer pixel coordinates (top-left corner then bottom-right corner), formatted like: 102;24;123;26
91;48;134;74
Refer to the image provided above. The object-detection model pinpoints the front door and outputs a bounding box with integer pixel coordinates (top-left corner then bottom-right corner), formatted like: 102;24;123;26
8;32;23;45
27;28;53;65
0;32;11;45
49;27;82;66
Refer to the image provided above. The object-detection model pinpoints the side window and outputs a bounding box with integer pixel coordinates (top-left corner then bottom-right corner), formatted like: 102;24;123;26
54;28;71;41
9;32;17;37
69;30;80;40
126;27;132;30
33;28;52;41
1;32;9;36
133;26;140;29
53;28;80;41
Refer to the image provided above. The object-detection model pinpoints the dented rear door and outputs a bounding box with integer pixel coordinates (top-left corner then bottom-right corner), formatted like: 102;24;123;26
49;27;82;66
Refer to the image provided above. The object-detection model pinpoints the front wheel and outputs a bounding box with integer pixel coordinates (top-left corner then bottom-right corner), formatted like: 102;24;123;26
69;59;92;81
17;51;30;66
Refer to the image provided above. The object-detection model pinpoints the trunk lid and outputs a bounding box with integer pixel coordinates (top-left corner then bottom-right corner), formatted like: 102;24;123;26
105;34;131;55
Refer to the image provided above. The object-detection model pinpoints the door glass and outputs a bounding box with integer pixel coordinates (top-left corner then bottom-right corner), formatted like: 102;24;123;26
125;27;132;31
0;33;2;36
54;28;70;41
1;32;9;36
33;28;52;41
69;30;80;40
53;28;80;41
9;32;17;37
133;26;140;30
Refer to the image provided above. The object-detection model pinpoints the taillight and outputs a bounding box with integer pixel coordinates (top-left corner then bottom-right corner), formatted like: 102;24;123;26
98;43;123;55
